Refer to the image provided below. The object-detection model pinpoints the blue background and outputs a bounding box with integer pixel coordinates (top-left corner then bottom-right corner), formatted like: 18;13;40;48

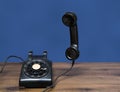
0;0;120;62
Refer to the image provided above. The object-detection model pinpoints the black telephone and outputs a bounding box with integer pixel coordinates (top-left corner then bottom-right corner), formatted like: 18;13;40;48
19;12;79;88
19;51;53;88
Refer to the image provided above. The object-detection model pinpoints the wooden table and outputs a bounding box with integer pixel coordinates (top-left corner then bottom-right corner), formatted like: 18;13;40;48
0;62;120;92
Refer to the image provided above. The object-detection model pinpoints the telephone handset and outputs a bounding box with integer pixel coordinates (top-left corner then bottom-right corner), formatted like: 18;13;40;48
62;12;80;60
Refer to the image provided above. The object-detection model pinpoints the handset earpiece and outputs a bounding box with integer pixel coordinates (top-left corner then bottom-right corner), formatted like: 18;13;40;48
62;12;80;60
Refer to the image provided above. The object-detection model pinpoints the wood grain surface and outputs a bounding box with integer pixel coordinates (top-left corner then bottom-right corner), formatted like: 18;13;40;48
0;62;120;92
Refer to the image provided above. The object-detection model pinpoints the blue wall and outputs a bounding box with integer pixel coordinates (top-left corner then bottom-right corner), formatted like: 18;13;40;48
0;0;120;62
